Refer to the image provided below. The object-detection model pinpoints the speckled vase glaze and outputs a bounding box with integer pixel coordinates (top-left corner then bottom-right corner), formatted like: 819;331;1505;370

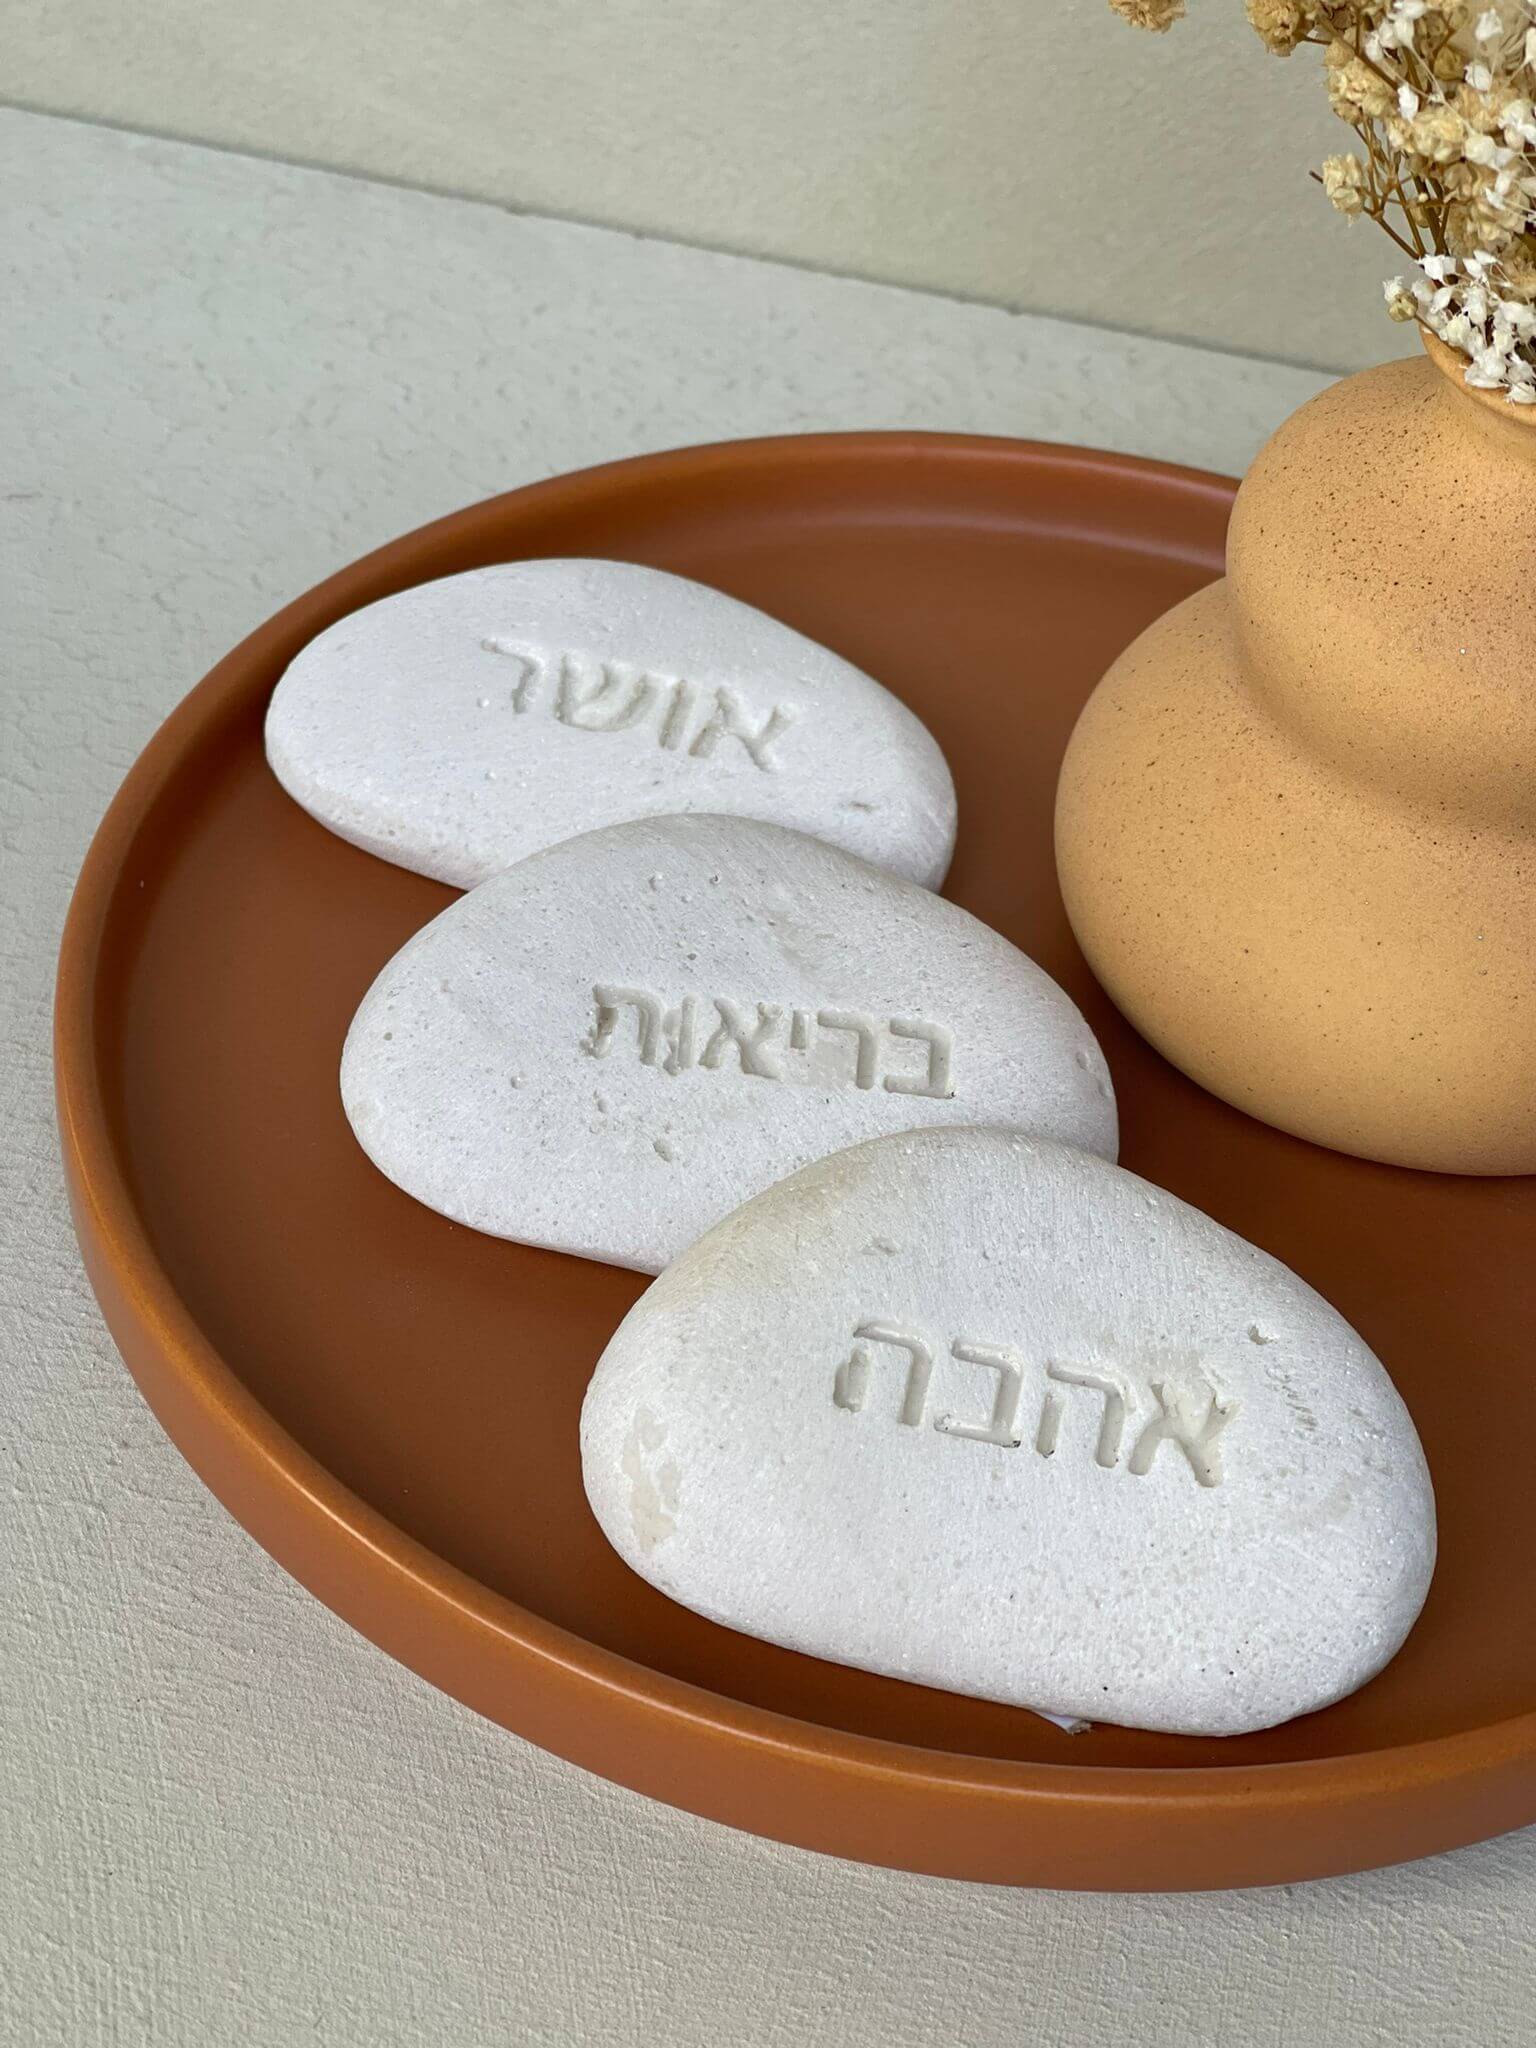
1056;332;1536;1174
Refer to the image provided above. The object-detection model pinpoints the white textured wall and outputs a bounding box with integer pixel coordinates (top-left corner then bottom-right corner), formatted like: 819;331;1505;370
3;0;1414;372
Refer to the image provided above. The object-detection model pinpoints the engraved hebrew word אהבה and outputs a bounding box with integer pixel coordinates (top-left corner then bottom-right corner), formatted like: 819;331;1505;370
832;1319;1236;1487
585;988;955;1098
480;641;794;770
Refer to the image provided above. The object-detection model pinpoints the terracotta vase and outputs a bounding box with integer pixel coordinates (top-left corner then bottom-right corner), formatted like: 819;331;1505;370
1055;332;1536;1174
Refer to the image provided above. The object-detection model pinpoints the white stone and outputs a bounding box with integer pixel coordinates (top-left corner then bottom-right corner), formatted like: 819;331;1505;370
341;815;1117;1272
580;1127;1436;1737
266;559;957;890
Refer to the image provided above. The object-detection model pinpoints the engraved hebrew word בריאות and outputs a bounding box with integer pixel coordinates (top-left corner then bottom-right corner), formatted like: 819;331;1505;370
585;987;955;1099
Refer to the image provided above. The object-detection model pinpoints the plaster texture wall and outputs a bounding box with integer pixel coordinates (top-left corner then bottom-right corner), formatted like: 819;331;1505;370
3;0;1416;372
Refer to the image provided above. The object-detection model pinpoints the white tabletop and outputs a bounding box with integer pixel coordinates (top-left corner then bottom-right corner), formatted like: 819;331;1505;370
5;108;1531;2048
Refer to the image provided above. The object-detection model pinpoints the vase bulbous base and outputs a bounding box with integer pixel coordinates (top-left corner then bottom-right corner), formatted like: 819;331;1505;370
1055;576;1536;1176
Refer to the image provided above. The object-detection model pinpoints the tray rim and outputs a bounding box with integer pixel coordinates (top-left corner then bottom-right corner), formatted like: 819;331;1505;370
54;429;1536;1889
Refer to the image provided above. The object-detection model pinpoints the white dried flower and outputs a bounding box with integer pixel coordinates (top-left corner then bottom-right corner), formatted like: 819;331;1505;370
1382;0;1430;50
1410;104;1468;161
1474;8;1503;42
1446;196;1517;255
1245;0;1312;53
1107;0;1186;27
1384;275;1419;319
1322;152;1370;213
1329;53;1398;119
1465;343;1509;384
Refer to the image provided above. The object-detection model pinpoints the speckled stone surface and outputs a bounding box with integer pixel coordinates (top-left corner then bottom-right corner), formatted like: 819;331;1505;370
341;816;1115;1269
582;1128;1435;1735
10;108;1533;2048
1057;342;1536;1173
266;559;957;889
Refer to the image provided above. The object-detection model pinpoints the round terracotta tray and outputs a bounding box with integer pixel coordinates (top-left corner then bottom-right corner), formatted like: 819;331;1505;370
56;434;1536;1891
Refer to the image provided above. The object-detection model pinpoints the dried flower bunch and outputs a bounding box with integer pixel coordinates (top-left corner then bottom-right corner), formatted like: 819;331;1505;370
1110;0;1536;400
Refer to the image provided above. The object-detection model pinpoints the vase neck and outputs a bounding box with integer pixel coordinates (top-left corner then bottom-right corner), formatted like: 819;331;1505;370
1421;328;1536;464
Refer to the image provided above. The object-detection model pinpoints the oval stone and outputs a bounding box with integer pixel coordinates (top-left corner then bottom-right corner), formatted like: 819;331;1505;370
341;816;1117;1272
580;1127;1436;1735
266;559;957;890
